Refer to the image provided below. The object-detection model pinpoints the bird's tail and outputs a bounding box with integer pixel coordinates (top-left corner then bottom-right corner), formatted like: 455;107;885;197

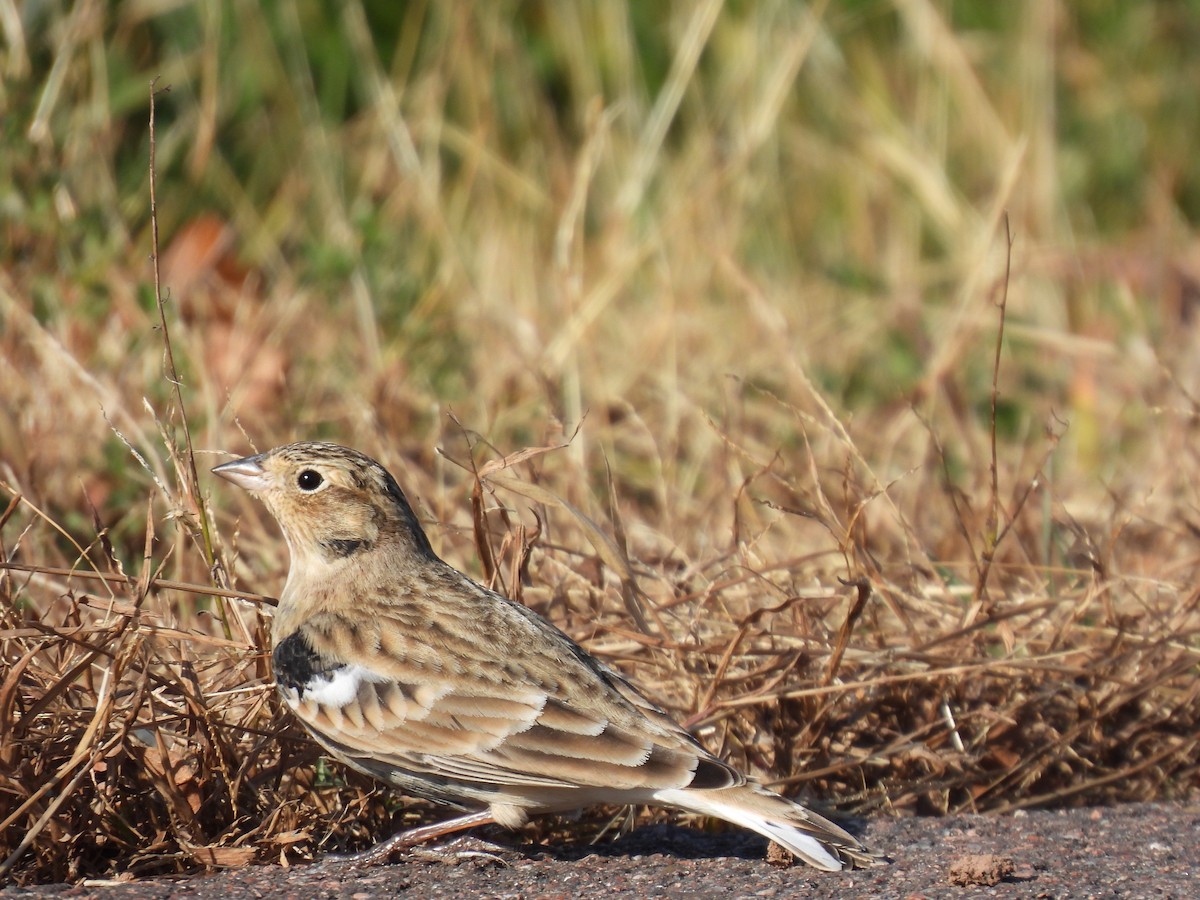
653;782;882;871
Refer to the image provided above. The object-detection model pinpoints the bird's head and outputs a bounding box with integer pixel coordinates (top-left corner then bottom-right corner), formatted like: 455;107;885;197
212;442;436;571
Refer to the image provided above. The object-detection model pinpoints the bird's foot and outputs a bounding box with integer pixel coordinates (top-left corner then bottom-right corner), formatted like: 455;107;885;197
317;809;501;870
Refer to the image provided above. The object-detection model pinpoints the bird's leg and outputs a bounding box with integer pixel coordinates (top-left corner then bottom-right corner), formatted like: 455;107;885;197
329;809;499;868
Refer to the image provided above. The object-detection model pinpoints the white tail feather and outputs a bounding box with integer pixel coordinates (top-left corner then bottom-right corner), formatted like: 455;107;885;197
652;784;861;872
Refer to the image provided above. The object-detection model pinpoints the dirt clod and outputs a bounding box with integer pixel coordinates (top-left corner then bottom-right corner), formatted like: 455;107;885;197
947;853;1015;886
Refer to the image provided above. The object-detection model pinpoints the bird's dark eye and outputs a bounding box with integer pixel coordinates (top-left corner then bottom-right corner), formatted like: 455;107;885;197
297;469;324;492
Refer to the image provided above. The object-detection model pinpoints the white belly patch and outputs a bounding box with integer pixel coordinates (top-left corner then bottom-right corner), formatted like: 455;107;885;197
287;664;390;709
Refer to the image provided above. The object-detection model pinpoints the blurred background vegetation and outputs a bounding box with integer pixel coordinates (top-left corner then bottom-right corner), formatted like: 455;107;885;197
5;1;1200;505
5;0;1200;883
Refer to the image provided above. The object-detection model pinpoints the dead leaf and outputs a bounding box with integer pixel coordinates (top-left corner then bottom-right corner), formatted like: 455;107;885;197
188;845;257;868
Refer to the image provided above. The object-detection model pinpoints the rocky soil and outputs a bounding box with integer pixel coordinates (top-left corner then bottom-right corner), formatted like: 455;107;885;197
4;802;1197;899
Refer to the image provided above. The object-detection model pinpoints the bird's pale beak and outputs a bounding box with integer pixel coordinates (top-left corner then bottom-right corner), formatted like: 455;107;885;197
212;454;270;492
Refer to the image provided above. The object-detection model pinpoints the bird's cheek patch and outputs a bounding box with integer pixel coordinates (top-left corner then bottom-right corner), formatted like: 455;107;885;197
320;537;373;557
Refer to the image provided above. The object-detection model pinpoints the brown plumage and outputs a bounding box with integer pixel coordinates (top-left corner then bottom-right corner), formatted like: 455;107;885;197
213;441;880;871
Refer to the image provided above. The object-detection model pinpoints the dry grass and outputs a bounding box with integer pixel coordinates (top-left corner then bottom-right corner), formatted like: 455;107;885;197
5;1;1200;884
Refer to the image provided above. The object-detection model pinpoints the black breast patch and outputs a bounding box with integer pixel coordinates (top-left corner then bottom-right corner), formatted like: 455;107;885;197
273;631;345;699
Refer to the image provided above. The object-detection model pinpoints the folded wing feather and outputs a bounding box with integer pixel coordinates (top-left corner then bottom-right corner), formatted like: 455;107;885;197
275;611;738;799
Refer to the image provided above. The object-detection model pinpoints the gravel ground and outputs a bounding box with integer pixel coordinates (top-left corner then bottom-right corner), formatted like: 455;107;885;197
5;802;1198;899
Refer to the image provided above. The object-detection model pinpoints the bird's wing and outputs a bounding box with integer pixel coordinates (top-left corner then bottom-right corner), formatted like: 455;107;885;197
274;606;740;797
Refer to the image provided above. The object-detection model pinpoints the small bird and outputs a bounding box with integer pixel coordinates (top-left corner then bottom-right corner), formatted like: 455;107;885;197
213;441;879;871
